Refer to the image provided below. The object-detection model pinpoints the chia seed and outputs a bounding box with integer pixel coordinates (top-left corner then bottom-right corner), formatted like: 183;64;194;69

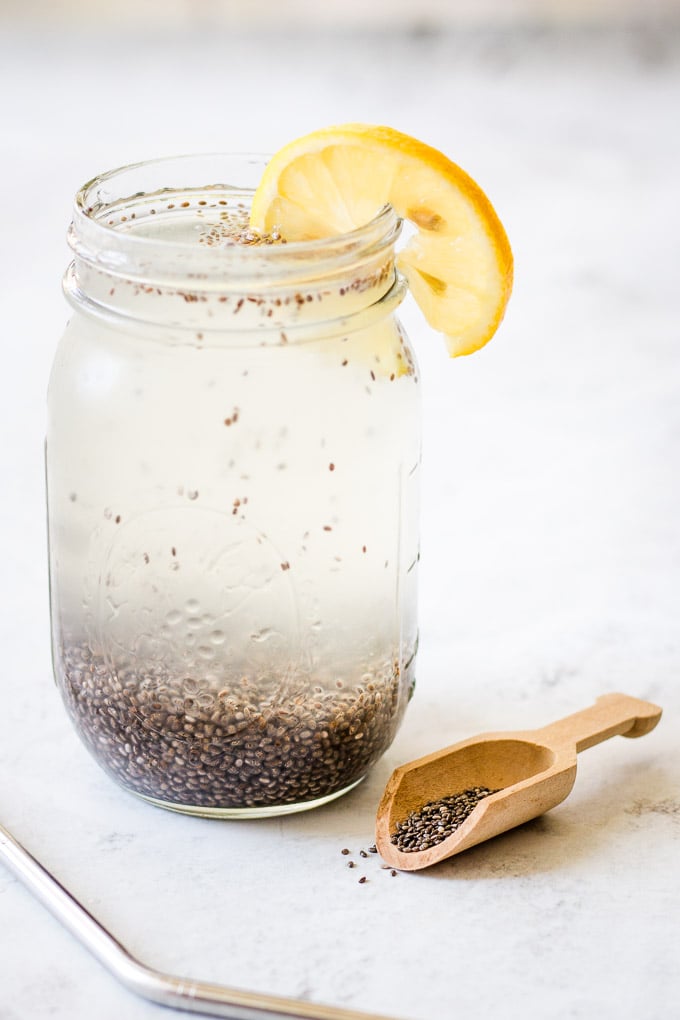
56;639;407;811
391;786;500;853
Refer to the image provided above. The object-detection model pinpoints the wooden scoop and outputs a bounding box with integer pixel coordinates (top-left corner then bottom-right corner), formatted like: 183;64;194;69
375;692;662;871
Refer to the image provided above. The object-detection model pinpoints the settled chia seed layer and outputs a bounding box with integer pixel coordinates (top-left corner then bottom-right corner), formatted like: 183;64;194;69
57;640;408;810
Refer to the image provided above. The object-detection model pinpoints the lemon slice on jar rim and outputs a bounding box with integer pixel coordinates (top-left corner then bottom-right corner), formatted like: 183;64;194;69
249;123;513;357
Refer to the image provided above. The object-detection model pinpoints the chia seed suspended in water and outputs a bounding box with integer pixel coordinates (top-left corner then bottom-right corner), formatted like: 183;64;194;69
48;158;421;820
57;639;407;812
391;786;500;853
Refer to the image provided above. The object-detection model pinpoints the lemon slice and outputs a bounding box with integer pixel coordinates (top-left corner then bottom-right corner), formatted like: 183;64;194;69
250;124;513;356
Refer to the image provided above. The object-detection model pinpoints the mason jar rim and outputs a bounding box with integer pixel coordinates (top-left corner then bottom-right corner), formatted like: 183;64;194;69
69;152;401;286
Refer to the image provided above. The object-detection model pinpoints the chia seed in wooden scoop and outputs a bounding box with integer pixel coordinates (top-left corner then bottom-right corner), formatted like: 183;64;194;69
375;693;662;872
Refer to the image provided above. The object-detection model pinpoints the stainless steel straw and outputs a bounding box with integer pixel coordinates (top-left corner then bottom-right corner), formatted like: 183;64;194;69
1;822;396;1020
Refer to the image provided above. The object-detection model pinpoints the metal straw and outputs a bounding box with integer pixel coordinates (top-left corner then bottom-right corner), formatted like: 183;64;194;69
0;822;397;1020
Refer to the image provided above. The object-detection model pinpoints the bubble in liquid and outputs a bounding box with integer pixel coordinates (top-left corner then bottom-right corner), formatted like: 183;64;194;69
197;644;215;661
250;628;273;643
185;598;200;614
165;609;182;627
210;630;225;645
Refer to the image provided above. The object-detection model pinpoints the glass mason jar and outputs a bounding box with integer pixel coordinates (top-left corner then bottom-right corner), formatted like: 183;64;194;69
46;155;421;817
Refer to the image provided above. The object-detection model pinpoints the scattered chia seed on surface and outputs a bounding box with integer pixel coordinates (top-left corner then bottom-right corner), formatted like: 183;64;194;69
391;786;500;853
56;639;406;811
341;848;406;880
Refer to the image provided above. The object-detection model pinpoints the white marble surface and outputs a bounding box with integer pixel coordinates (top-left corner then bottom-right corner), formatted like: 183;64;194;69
1;20;679;1020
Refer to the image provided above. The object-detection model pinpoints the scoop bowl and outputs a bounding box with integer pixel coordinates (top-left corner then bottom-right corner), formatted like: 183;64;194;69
375;693;662;871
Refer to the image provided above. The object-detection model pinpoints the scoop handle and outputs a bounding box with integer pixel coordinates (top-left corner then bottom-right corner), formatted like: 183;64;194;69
535;692;662;753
